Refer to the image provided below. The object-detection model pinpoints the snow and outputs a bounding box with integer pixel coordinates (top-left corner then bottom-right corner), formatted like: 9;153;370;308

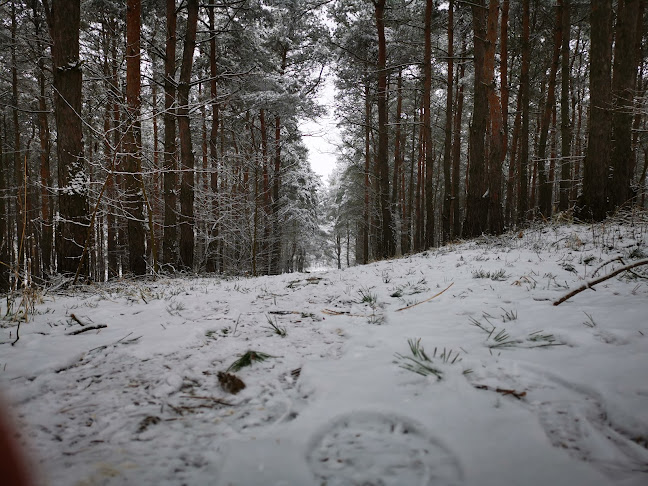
1;221;648;486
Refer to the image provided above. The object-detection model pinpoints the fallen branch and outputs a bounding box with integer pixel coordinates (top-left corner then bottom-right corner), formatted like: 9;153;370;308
69;313;92;326
554;258;648;306
591;256;623;278
396;282;455;312
11;322;20;346
66;324;107;335
474;384;527;400
180;395;233;406
321;309;367;317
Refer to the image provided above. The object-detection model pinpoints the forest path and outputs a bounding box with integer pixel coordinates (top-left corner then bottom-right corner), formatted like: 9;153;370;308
2;223;648;485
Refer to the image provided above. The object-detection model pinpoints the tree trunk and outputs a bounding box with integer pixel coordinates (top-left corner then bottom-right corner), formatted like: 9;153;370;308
610;0;641;209
178;0;199;269
206;5;220;273
442;0;454;244
0;126;8;291
107;20;120;277
580;0;613;221
517;0;531;224
375;0;393;257
559;0;572;212
269;49;288;275
464;0;488;238
163;0;178;266
392;69;403;253
12;1;24;281
31;1;53;277
124;0;146;275
536;1;562;219
451;34;466;239
363;82;371;264
485;0;504;234
45;0;89;275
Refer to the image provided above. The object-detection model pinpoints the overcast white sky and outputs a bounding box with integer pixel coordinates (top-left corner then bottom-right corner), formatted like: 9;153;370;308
301;75;340;185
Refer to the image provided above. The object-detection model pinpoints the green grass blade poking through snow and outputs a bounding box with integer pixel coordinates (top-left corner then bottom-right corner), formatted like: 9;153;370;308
227;350;274;372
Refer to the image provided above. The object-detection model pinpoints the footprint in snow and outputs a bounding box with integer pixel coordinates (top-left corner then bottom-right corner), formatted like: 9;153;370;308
478;365;648;480
306;411;463;486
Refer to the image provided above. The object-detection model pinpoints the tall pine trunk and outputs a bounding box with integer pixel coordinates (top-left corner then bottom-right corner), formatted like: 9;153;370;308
559;0;572;212
536;2;562;219
206;5;220;273
124;0;146;275
517;0;531;224
580;0;613;221
163;0;178;266
464;0;488;238
451;34;466;238
375;0;393;257
44;0;89;275
610;0;641;209
441;0;454;244
178;0;199;269
485;0;504;234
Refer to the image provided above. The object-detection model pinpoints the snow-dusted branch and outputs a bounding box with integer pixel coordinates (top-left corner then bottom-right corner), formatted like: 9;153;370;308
553;259;648;306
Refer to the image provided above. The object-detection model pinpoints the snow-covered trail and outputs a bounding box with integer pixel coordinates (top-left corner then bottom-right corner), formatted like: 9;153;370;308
2;222;648;486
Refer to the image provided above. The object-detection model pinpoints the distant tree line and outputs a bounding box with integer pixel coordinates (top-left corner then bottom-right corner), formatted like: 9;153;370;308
1;0;647;287
324;0;648;268
0;0;326;292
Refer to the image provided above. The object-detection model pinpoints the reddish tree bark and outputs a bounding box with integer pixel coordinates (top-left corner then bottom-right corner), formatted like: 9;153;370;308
451;34;466;238
464;0;488;238
559;0;572;212
44;0;89;275
485;0;504;234
124;0;146;275
517;0;531;224
178;0;199;269
580;0;613;221
206;5;220;273
610;0;642;209
441;0;454;243
375;0;394;256
163;0;178;266
536;1;563;219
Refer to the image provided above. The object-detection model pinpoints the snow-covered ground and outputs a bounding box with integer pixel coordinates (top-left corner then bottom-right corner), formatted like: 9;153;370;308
2;218;648;486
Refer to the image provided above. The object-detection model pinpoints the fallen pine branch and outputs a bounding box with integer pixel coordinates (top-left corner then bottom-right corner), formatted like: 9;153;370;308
554;258;648;306
321;309;367;317
473;384;527;400
66;324;107;335
69;313;92;326
180;395;233;406
396;282;454;312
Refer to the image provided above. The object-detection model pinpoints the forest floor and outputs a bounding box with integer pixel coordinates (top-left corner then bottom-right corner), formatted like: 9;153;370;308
2;215;648;486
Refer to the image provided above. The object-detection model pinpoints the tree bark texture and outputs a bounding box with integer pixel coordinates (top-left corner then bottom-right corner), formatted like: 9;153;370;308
178;0;199;269
580;0;613;221
46;0;89;275
517;0;531;224
610;0;641;210
124;0;146;275
536;1;563;219
375;0;394;257
442;0;454;244
464;0;488;238
559;0;572;212
163;0;178;266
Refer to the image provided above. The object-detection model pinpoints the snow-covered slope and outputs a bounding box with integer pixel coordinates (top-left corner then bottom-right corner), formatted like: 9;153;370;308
2;220;648;486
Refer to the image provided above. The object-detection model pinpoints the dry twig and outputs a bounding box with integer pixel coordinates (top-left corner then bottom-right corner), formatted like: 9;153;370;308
554;259;648;306
396;282;455;312
66;324;108;335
